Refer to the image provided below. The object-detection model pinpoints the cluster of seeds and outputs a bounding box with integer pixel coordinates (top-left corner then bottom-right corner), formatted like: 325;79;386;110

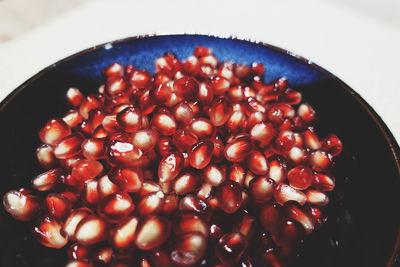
3;46;342;267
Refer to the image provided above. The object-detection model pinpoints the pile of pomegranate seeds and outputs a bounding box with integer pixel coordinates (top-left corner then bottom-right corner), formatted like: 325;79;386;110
3;46;342;267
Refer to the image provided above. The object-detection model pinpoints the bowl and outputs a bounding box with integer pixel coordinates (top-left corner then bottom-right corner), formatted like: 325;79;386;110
0;34;399;267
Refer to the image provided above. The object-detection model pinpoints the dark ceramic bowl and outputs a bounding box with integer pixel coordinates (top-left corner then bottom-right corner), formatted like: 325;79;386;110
0;34;399;267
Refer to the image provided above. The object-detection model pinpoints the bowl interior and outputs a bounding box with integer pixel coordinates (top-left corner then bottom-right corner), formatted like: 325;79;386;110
0;34;399;267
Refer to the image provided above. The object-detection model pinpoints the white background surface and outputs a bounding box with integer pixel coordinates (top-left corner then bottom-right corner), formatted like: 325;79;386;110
0;0;399;141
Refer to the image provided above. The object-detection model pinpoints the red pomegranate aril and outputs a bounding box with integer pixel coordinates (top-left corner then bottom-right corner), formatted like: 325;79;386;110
72;159;103;182
188;141;214;169
170;232;207;266
106;139;143;166
137;191;164;216
115;106;142;132
66;88;85;107
287;146;308;165
75;215;108;245
303;128;320;150
173;102;194;127
159;193;179;216
33;216;68;248
173;212;208;236
259;202;286;233
151;111;177;136
309;150;332;171
215;232;247;265
68;243;91;261
97;192;134;222
211;135;225;162
287;165;313;190
128;69;153;89
189;118;215;140
134;215;171;250
158;152;184;183
285;203;315;234
32;168;62;191
224;134;253;162
137;180;162;197
216;180;242;214
46;193;72;220
196;183;213;200
321;134;343;156
210;96;232;126
250;122;275;145
244;171;256;188
228;163;246;186
179;195;210;218
305;189;329;206
273;219;305;248
297;103;317;123
93;244;113;264
183;55;200;75
63;109;84;128
97;175;119;198
203;164;226;186
54;133;84;159
111;216;139;251
80;95;103;120
218;62;234;81
227;110;246;133
279;88;302;105
194;46;212;57
105;76;127;96
199;55;218;68
39;118;72;145
3;189;42;221
249;176;275;202
233;211;257;241
173;172;200;195
313;172;335;191
36;144;57;169
210;76;230;95
246;150;269;175
304;206;326;230
246;97;266;114
102;114;122;132
108;167;143;193
62;208;93;240
103;62;124;77
266;105;284;125
269;160;286;184
173;77;198;98
197;82;214;105
274;130;296;153
155;56;178;76
81;179;99;207
274;183;307;206
172;129;198;152
81;138;105;160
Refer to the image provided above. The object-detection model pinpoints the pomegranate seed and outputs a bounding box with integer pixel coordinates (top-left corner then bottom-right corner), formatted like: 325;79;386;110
273;219;305;248
108;167;143;193
309;150;332;171
211;135;225;162
227;163;245;186
32;168;62;191
247;111;266;130
303;128;321;150
63;109;84;128
129;129;157;154
287;146;308;164
203;164;226;186
287;165;314;190
173;172;200;195
312;172;335;191
298;103;317;123
269;160;286;184
210;76;230;95
53;133;83;159
138;180;162;197
45;193;72;220
224;134;253;162
80;95;103;119
137;191;164;216
274;130;295;152
127;69;153;89
97;192;134;222
285;203;314;234
234;64;251;79
115;106;142;132
189;118;215;140
194;46;212;57
244;171;256;188
96;175;118;198
246;97;266;114
72;159;103;183
3;189;42;221
158;152;184;183
134;215;171;250
321;134;343;156
274;183;307;206
188;141;214;169
111;216;139;251
172;102;194;127
93;244;113;264
183;55;200;75
66;88;85;107
227;110;246;133
102;114;122;132
249;122;275;146
39;118;71;145
173;77;198;98
304;206;326;230
196;183;213;200
279;88;302;105
179;195;210;218
151;110;177;136
106;139;142;166
197;82;214;105
249;176;275;202
233;211;257;241
305;189;329;206
105;76;126;96
36;144;57;169
159;193;179;216
216;180;242;214
33;216;68;248
172;129;198;152
62;208;93;240
173;212;208;236
68;242;91;261
103;62;124;77
210;96;233;126
215;232;247;265
246;150;269;175
259;202;285;233
75;215;108;245
200;55;218;68
81;138;105;160
170;232;207;266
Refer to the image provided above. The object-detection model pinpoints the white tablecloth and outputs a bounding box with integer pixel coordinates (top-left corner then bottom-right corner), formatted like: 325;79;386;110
1;0;399;141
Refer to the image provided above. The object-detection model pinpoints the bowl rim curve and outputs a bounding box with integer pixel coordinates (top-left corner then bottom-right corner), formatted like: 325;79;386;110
0;33;399;266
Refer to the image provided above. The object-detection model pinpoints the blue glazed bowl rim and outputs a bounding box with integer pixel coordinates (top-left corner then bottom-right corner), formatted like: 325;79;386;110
0;33;399;266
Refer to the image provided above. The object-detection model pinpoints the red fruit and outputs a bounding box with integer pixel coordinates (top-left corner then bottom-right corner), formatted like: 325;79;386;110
274;131;295;152
249;176;275;202
131;129;158;153
173;212;208;236
210;96;232;126
3;189;42;221
45;193;72;220
259;202;285;233
138;180;162;197
63;109;84;128
210;76;230;95
305;189;329;206
197;82;214;105
159;194;179;216
105;76;127;96
194;46;212;57
134;216;171;250
216;180;242;214
72;160;103;182
246;97;266;114
266;105;284;125
68;243;91;261
303;128;321;150
75;215;108;245
173;172;200;195
116;106;142;132
312;172;335;191
285;203;315;234
297;103;317;123
273;219;305;248
158;152;184;183
39;118;71;145
189;118;215;140
102;114;122;132
178;195;210;218
33;216;68;248
138;89;156;115
157;137;175;157
173;77;198;98
233;211;257;241
32;168;62;191
227;110;247;133
93;244;113;264
151;110;177;136
228;163;246;186
127;69;153;89
224;134;253;162
66;88;85;107
54;133;83;159
249;122;275;146
262;248;284;267
203;164;226;186
287;165;314;190
172;130;198;152
108;167;143;193
111;216;139;251
304;206;326;230
103;62;124;77
81;138;105;160
188;141;214;169
321;134;343;156
196;183;213;200
183;56;200;75
200;55;218;68
246;150;269;175
279;88;302;105
287;146;308;164
97;175;119;198
309;150;332;171
80;95;103;119
36;144;57;169
136;191;165;216
173;102;194;126
170;232;207;266
97;192;134;223
62;208;93;240
211;135;225;162
215;232;247;265
268;160;287;184
274;183;307;206
105;139;143;166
